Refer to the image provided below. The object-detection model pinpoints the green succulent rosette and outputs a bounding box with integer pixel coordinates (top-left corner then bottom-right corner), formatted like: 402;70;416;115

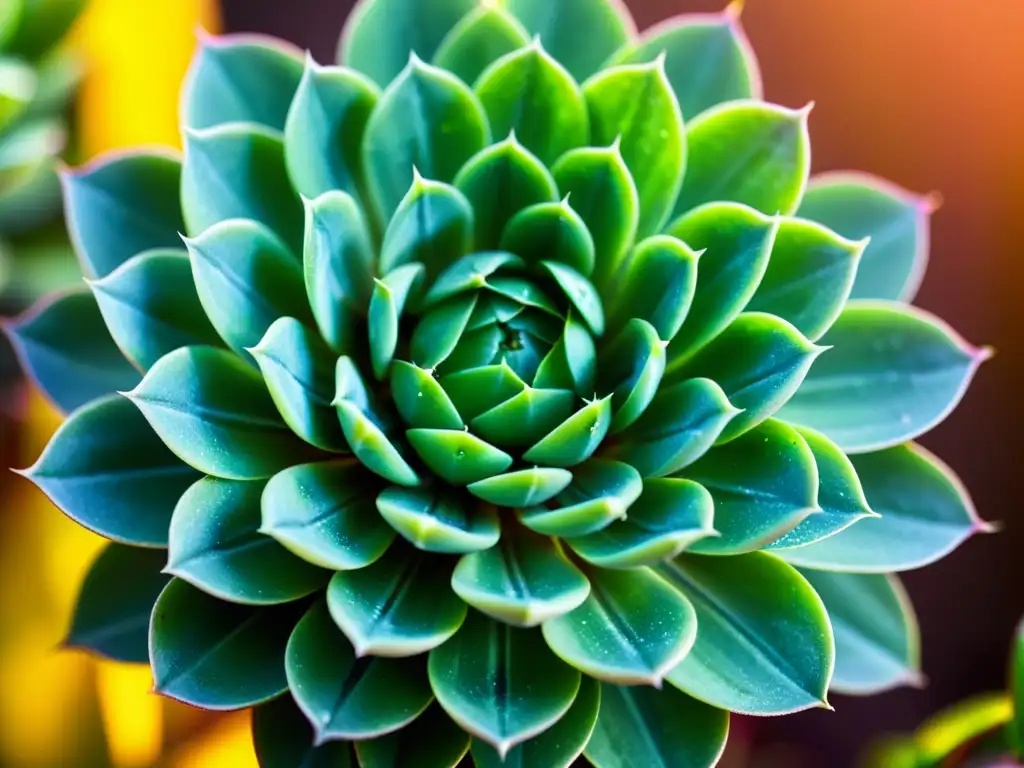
8;1;993;765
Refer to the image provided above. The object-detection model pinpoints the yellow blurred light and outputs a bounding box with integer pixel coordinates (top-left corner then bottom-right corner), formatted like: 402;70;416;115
97;662;163;768
168;712;260;768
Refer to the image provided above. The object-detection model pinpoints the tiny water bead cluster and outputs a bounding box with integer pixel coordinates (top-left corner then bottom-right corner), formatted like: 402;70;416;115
7;0;991;766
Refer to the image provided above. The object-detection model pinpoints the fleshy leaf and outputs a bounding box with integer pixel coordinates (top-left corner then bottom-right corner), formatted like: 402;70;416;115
522;395;612;467
501;200;595;276
355;703;471;768
540;261;604;337
440;361;526;421
428;609;581;758
369;264;426;380
253;695;353;768
376;485;500;553
662;552;834;715
286;601;433;741
406;429;513;486
599;318;666;434
433;4;530;86
422;251;521;308
327;542;466;656
470;386;576;449
777;301;989;453
519;459;642;537
467;467;574;507
390;360;463;429
410;294;477;372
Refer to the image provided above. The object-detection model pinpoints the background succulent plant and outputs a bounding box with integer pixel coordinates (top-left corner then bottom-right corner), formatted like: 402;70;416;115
5;0;993;765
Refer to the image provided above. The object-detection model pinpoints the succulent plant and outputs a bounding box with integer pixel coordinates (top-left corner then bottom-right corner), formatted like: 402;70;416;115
7;0;993;765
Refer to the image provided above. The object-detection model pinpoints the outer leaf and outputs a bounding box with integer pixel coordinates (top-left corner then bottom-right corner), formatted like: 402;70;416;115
253;695;352;768
286;601;433;741
428;610;581;758
543;565;697;685
181;34;304;131
355;703;471;768
150;578;302;709
778;301;989;453
261;460;393;571
662;552;834;714
66;544;170;663
17;394;198;546
585;683;729;768
433;4;530;87
798;569;922;694
519;459;642;537
501;200;595;276
376;485;500;553
778;443;989;572
406;429;513;486
673;100;811;218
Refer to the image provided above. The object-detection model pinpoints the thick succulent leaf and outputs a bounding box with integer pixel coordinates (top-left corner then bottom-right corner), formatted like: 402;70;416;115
151;578;302;709
370;264;427;379
778;301;989;453
798;172;933;302
339;0;478;87
584;59;685;237
610;5;761;120
467;467;573;507
475;40;587;167
470;386;575;448
613;378;740;478
778;443;988;572
505;0;635;83
519;459;642;537
66;544;169;663
4;289;140;413
662;552;834;714
585;683;729;768
2;0;84;60
406;429;513;486
598;319;665;433
539;263;604;338
422;251;521;307
673;100;811;218
261;460;392;571
327;542;466;656
543;564;696;685
568;478;716;568
284;57;379;201
181;123;304;253
390;360;462;429
89;249;223;371
433;4;530;86
127;346;320;480
451;525;590;626
167;477;328;605
501;200;595;276
17;394;199;545
182;34;304;131
253;695;353;768
286;601;433;741
439;361;526;420
355;703;471;768
799;569;921;694
376;485;500;553
185;219;311;361
471;676;599;768
533;316;598;399
522;394;612;467
747;217;865;341
363;55;489;223
61;150;186;278
428;609;581;758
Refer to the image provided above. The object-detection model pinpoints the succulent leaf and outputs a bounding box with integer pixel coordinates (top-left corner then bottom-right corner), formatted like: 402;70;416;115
370;265;427;379
376;485;500;553
253;695;353;768
433;4;531;87
355;703;471;768
501;200;595;276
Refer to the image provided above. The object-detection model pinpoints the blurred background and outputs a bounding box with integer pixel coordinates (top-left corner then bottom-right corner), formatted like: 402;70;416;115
0;0;1020;765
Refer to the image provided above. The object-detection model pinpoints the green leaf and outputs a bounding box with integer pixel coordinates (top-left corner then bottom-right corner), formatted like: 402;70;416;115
522;395;612;467
475;40;588;167
286;600;433;741
470;386;576;449
439;361;526;420
778;301;989;453
182;34;304;131
665;202;778;365
390;360;462;429
505;0;635;83
671;312;823;442
519;459;642;537
583;58;685;238
778;443;989;572
253;695;353;768
540;261;604;337
339;0;478;87
261;460;393;571
422;251;522;308
185;219;311;362
673;100;811;218
798;569;921;694
376;486;500;553
433;5;530;87
661;552;834;714
89;249;223;371
167;477;328;605
2;0;84;60
355;703;471;768
61;150;186;278
451;525;590;626
797;172;933;302
471;676;600;768
363;55;490;223
0;58;35;131
370;264;426;380
428;610;581;758
406;428;513;485
613;377;739;478
66;544;170;663
501;200;595;277
151;578;302;709
567;478;716;568
182;123;304;253
4;288;141;413
454;135;558;249
585;683;729;768
327;542;466;656
467;467;574;508
599;318;666;434
1013;619;1024;759
127;346;320;480
250;317;345;452
284;57;379;201
681;420;818;555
